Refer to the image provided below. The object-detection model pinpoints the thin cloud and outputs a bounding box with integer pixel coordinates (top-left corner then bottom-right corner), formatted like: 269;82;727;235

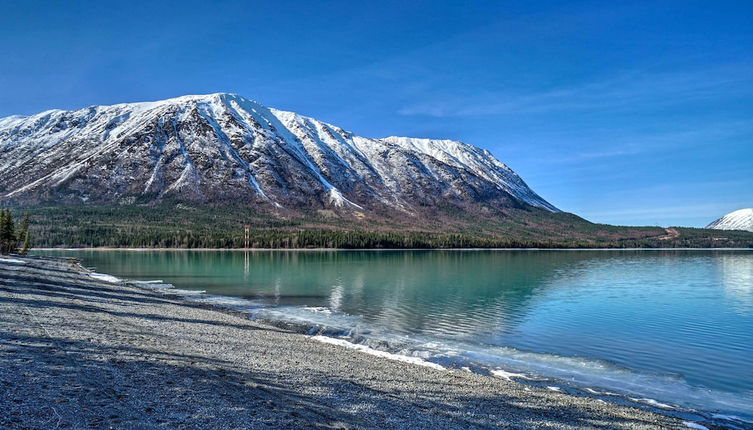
514;119;753;169
397;65;753;118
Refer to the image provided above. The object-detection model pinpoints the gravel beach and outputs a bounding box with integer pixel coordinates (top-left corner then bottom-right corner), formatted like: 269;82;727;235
0;255;694;429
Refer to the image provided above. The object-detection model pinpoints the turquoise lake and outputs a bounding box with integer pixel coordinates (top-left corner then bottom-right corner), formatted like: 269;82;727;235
35;249;753;422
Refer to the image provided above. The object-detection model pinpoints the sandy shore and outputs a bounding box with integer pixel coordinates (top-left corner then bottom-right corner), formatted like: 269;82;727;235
0;255;695;429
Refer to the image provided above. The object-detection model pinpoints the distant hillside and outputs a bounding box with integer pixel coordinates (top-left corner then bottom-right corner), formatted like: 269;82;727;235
15;204;753;249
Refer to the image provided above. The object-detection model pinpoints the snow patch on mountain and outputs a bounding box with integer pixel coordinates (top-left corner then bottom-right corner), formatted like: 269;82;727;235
0;93;558;213
706;208;753;232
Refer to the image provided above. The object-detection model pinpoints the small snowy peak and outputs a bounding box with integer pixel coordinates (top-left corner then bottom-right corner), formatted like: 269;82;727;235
706;208;753;232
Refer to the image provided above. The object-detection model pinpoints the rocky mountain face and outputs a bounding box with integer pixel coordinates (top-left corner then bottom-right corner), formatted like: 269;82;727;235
0;93;558;217
706;208;753;232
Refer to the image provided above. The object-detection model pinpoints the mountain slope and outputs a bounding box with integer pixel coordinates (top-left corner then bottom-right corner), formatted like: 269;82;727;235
3;94;752;248
706;208;753;232
0;93;557;215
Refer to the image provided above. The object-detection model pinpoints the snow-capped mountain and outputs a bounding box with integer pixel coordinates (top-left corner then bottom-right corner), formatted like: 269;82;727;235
706;208;753;232
0;93;558;215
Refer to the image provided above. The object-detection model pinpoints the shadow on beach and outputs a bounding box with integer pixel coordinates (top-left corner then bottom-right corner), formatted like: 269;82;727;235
0;256;684;429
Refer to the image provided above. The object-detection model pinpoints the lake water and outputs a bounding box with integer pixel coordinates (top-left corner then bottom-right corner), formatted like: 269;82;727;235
35;249;753;423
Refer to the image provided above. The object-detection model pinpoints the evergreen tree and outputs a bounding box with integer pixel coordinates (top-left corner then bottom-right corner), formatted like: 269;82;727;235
0;209;17;254
18;212;29;236
17;212;30;254
21;230;31;254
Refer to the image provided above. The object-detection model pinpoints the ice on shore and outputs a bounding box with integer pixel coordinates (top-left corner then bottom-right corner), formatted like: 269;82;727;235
305;306;333;314
683;422;709;430
311;335;445;371
491;369;528;381
0;258;26;264
172;289;206;295
712;414;742;421
630;397;674;409
89;273;121;283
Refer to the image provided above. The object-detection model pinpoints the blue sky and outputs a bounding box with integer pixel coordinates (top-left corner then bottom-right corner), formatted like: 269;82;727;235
1;0;751;227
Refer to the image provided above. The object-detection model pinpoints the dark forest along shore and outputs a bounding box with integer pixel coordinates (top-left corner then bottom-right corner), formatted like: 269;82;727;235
33;249;753;427
0;255;697;429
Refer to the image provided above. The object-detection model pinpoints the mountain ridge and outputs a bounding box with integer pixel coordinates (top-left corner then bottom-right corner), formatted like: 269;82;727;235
0;93;558;216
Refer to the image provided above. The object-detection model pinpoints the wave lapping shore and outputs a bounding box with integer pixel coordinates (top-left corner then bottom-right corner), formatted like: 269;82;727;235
0;256;694;429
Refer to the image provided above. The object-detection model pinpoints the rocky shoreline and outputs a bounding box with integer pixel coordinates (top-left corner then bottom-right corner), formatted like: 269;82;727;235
1;255;696;429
